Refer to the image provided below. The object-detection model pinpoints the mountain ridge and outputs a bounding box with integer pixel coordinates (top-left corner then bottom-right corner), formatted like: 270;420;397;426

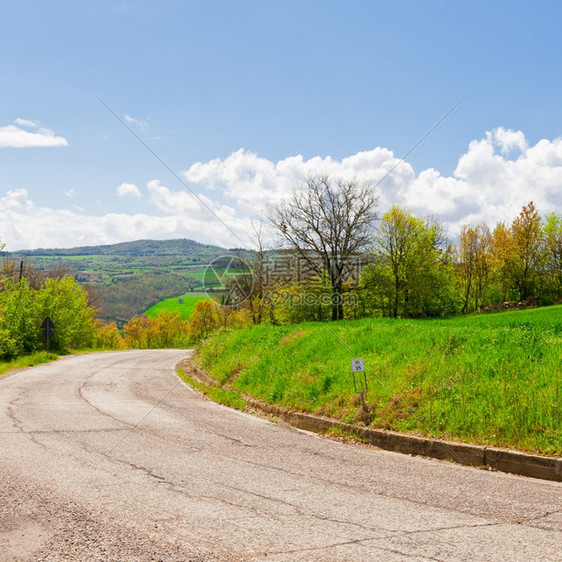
6;238;240;258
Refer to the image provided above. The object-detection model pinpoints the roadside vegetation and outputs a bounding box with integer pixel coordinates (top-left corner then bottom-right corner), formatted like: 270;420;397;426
185;182;562;456
195;305;561;455
0;351;59;377
0;270;97;360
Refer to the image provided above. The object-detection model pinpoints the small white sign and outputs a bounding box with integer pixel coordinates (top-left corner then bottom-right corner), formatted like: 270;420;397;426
351;358;365;373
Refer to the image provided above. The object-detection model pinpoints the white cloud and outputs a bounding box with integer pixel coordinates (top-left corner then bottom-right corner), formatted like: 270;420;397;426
124;114;148;130
180;129;562;240
0;120;68;148
492;126;528;155
13;118;39;128
0;188;251;251
3;127;562;251
65;188;76;198
147;179;199;213
117;182;142;198
182;147;411;213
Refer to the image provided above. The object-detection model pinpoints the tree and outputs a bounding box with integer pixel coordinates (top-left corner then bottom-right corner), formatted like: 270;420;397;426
0;279;38;356
152;311;189;348
508;202;547;300
544;211;562;301
223;220;274;325
189;300;221;339
365;207;457;318
123;315;152;349
94;321;125;350
269;175;378;320
457;223;491;313
489;221;514;302
36;276;97;350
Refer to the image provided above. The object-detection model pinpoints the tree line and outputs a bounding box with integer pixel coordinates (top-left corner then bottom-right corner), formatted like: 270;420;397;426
229;176;562;323
360;201;562;318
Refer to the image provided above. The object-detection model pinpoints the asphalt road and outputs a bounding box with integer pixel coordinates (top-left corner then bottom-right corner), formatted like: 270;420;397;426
1;350;560;561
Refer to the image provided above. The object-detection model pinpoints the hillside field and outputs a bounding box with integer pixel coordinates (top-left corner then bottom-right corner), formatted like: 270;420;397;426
144;292;211;320
195;305;562;454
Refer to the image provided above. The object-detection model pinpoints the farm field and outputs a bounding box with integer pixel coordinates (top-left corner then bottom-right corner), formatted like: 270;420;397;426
196;305;562;454
144;292;211;320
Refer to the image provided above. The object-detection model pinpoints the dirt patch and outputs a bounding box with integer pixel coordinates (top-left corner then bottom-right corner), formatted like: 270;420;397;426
379;386;423;426
177;359;217;386
279;329;308;346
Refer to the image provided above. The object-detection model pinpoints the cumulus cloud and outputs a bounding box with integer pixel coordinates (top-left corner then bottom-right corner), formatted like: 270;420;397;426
117;182;142;198
0;119;68;148
182;147;411;213
451;129;562;230
181;128;562;239
3;127;562;250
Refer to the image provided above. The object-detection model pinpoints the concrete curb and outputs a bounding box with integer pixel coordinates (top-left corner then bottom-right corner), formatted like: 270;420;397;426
182;362;562;482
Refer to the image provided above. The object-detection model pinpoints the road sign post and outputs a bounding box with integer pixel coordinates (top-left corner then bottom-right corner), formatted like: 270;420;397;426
41;317;54;352
351;358;368;409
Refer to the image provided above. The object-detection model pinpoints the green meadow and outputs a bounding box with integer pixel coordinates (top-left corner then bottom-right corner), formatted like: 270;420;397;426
196;305;562;454
144;292;210;320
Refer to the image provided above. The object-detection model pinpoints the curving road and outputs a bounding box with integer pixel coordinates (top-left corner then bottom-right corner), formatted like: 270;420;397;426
0;350;560;561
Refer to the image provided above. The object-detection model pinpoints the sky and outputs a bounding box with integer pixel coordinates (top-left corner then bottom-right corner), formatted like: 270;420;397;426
1;0;562;251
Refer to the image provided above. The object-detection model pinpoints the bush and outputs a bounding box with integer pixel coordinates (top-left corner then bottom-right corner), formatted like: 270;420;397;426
0;327;21;360
0;275;97;356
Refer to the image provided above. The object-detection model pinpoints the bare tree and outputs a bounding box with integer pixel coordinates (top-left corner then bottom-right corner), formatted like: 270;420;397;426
269;175;378;320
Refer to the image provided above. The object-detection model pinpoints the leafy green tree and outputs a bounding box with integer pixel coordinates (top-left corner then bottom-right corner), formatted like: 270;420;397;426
507;202;547;300
544;211;562;301
0;280;39;355
366;206;456;318
456;223;492;313
36;276;97;350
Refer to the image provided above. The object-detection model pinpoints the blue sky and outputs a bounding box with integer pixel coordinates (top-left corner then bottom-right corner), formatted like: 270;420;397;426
2;1;562;250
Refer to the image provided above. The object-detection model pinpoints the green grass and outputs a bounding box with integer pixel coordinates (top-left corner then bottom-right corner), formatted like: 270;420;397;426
0;351;59;377
144;292;211;319
196;305;562;454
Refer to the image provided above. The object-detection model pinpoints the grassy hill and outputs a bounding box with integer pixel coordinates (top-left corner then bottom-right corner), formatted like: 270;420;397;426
5;239;249;324
195;305;562;454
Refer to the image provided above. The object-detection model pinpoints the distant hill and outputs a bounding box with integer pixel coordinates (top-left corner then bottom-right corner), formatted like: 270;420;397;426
4;239;250;325
11;238;238;262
